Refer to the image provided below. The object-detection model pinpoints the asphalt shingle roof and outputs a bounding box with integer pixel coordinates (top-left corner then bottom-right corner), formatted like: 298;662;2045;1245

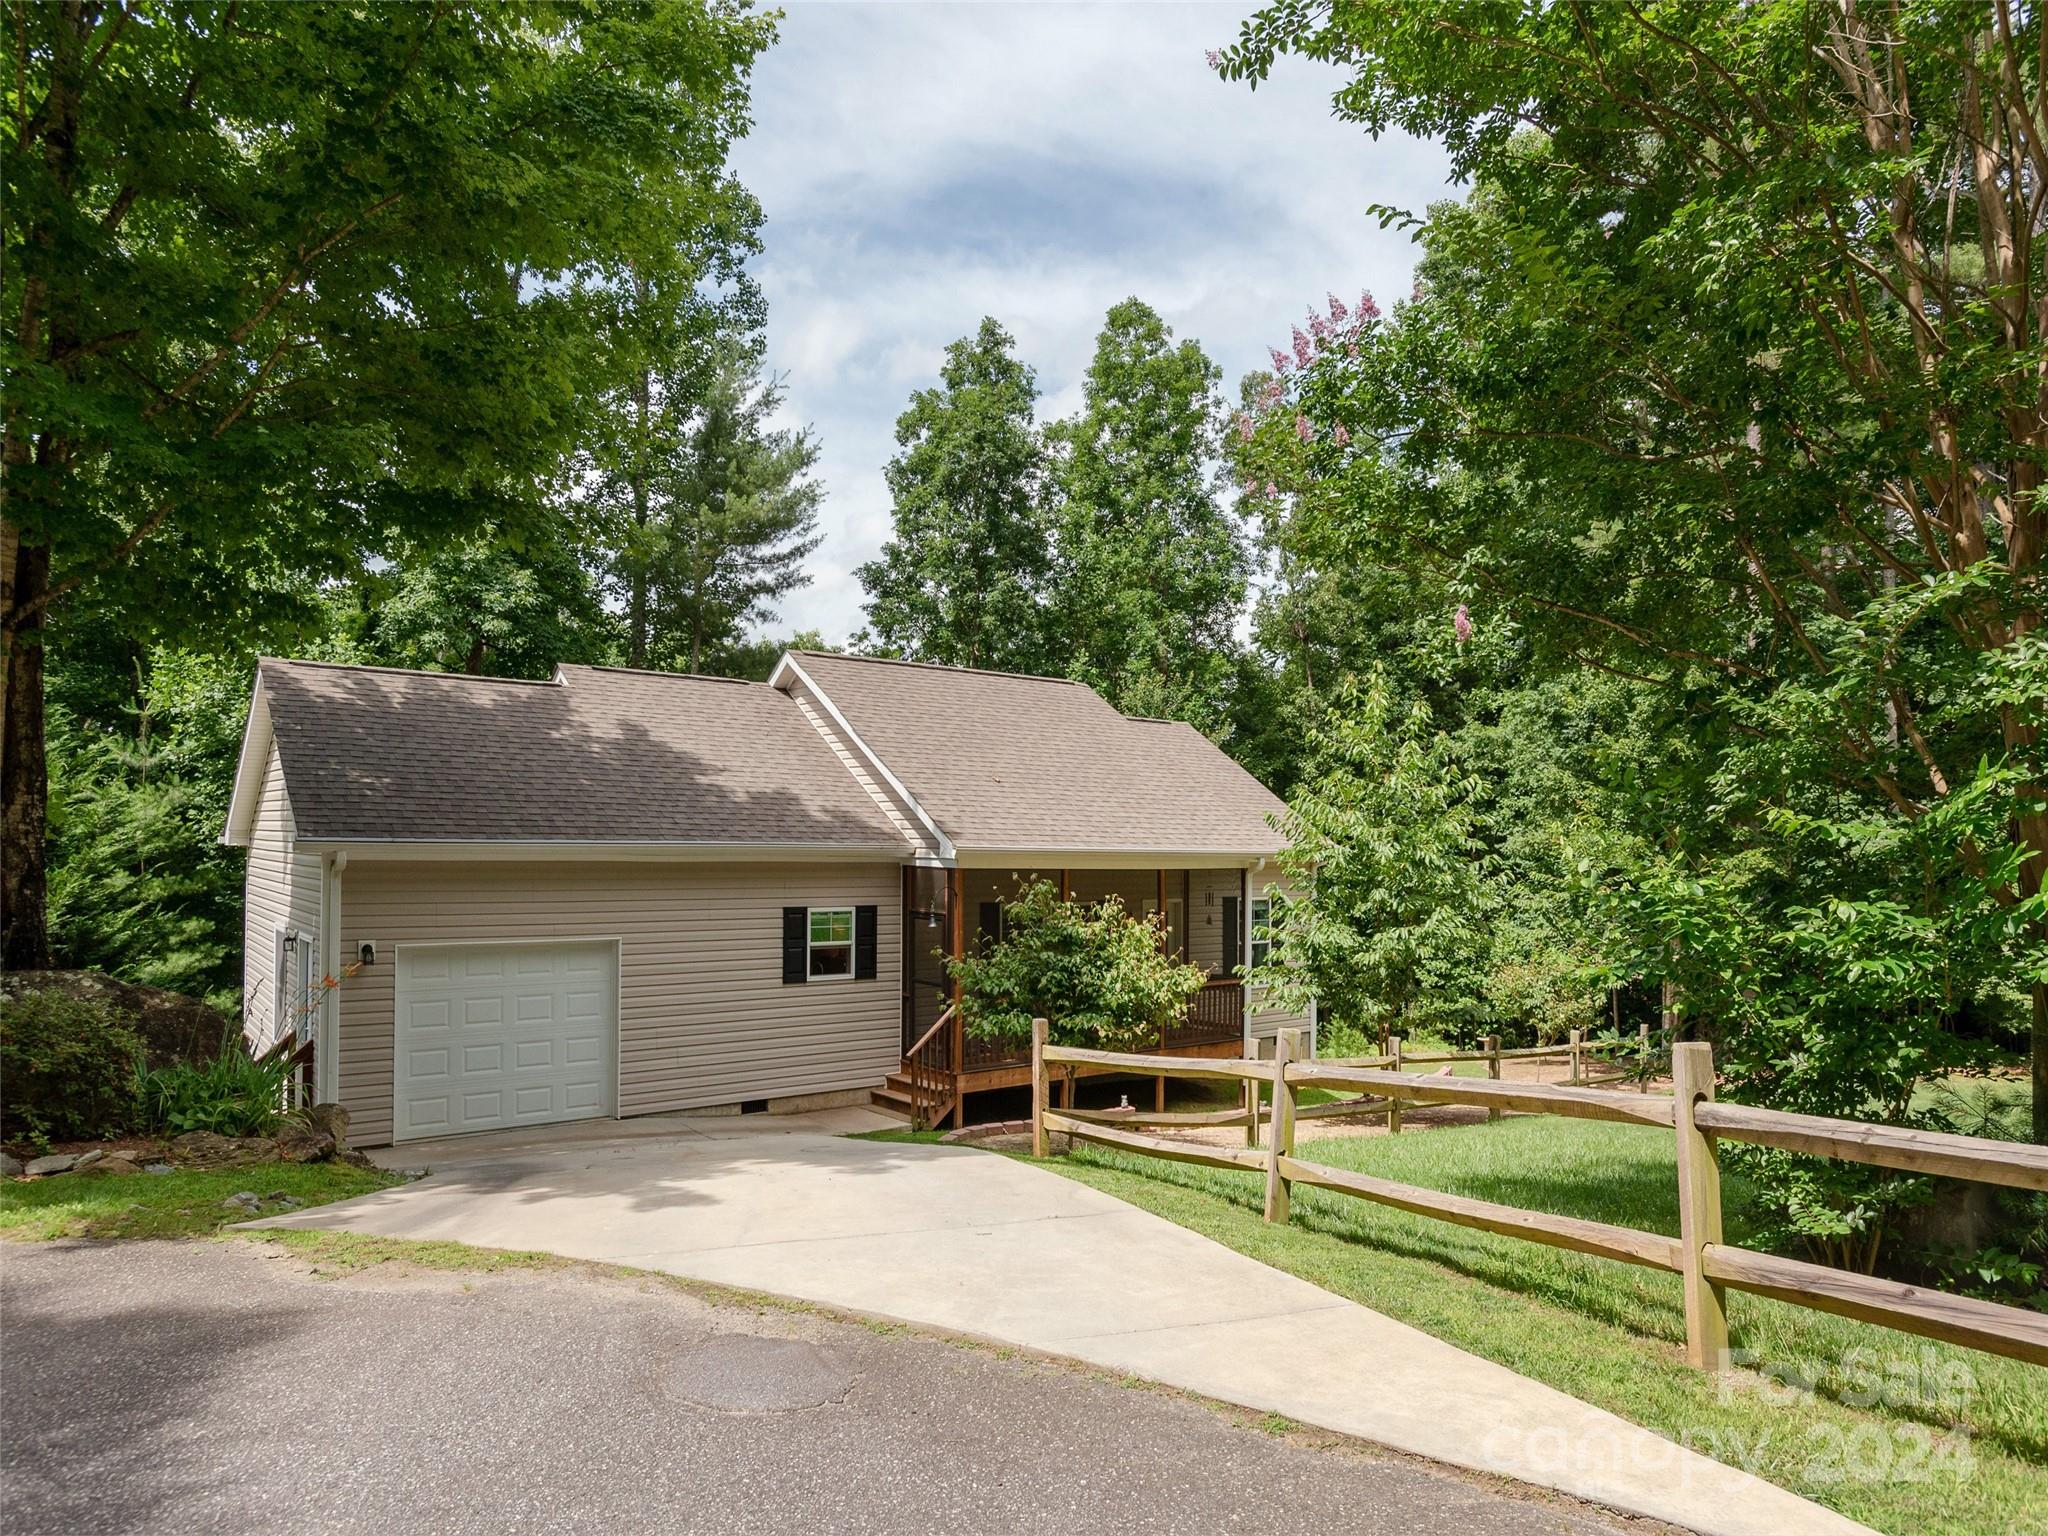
784;652;1288;856
257;659;912;847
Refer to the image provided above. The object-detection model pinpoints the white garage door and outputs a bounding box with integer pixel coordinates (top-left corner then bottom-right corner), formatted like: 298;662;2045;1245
394;941;616;1142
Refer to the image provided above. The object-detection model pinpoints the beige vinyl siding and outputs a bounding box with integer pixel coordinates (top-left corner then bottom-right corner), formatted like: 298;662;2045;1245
1187;867;1240;975
1249;873;1312;1043
784;676;934;857
240;742;323;1049
335;859;902;1147
1065;868;1159;915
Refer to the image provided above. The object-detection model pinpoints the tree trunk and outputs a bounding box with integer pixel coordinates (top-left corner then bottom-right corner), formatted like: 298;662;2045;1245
628;365;651;666
2;536;52;970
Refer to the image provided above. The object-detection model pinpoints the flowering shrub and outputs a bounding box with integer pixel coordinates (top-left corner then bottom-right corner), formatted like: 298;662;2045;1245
950;880;1205;1052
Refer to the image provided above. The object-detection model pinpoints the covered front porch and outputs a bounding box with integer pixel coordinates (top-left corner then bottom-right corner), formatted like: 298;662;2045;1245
883;863;1254;1128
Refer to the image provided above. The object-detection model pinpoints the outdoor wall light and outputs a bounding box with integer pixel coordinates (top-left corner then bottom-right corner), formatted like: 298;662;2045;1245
359;941;376;966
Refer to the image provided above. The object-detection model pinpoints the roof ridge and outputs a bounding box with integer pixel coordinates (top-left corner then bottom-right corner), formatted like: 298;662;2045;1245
260;657;561;687
567;663;757;687
793;650;1082;686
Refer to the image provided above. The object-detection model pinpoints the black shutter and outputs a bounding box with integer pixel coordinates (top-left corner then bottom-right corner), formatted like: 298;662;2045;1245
783;907;807;984
854;905;879;980
1221;896;1241;974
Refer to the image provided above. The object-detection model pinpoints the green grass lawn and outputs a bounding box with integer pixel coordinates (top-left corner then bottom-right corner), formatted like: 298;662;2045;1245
0;1162;401;1240
858;1114;2047;1536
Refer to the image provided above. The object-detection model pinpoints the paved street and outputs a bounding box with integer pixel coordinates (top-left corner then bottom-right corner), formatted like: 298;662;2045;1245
1;1238;1639;1536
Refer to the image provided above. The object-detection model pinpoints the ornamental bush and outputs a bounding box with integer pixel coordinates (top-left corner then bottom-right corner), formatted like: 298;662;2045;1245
133;1031;298;1138
950;880;1205;1052
0;990;143;1145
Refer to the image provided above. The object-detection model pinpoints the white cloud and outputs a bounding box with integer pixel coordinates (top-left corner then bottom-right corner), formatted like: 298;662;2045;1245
730;1;1456;642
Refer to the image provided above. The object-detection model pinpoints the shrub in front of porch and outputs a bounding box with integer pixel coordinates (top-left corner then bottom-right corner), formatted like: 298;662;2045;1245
950;880;1204;1052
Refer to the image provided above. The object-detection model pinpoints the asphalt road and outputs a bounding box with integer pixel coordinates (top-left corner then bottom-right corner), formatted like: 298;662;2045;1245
1;1239;1644;1536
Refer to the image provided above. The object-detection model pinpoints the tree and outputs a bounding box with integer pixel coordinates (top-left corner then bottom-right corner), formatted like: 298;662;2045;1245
1048;300;1249;727
1253;672;1492;1054
857;318;1053;671
3;0;774;968
598;352;823;675
949;879;1204;1052
360;535;620;679
1221;3;2048;1136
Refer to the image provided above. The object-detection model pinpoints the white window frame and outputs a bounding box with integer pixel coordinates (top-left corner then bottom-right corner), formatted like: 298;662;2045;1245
807;905;856;981
1249;897;1274;970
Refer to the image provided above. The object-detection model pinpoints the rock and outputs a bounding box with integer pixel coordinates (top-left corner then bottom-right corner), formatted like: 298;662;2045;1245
306;1102;351;1148
143;1162;175;1175
219;1191;262;1211
276;1196;303;1209
0;970;230;1070
170;1131;275;1169
71;1149;105;1171
24;1153;80;1177
332;1148;377;1170
398;1167;429;1181
0;1152;22;1177
274;1123;336;1163
91;1150;144;1176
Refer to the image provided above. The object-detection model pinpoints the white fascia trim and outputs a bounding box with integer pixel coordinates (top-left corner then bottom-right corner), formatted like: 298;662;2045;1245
293;839;910;864
220;676;275;847
954;848;1280;871
770;653;957;862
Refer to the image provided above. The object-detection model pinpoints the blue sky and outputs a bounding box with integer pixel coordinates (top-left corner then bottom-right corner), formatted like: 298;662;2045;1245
728;2;1455;643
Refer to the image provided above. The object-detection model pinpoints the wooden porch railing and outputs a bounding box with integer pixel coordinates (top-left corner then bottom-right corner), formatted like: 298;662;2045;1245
903;1006;956;1131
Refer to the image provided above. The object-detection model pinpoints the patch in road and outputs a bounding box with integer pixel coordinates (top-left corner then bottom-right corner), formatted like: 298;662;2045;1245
0;1238;1654;1536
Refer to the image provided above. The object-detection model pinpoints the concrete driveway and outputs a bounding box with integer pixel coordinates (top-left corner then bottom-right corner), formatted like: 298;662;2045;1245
255;1111;1872;1536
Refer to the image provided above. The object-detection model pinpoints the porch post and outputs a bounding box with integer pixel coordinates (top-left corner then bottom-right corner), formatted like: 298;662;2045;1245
947;866;965;1130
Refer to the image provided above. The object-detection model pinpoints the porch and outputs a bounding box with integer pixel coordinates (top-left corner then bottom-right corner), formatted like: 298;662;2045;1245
879;864;1254;1129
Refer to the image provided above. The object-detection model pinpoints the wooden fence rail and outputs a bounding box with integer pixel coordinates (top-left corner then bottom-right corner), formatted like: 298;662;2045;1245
1027;1019;2048;1372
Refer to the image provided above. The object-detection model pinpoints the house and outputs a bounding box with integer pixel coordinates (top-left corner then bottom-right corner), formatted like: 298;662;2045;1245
222;650;1312;1146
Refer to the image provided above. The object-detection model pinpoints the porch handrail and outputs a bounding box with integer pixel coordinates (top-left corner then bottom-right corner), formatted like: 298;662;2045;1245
903;1006;957;1131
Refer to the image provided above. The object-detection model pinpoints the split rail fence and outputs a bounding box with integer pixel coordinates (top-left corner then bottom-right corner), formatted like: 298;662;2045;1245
1026;1020;2048;1372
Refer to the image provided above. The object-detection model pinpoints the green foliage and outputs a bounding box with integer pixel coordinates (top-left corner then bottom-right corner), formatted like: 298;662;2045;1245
858;318;1054;672
860;300;1250;730
949;880;1204;1051
0;1162;400;1242
591;346;823;672
0;991;142;1144
359;535;620;680
46;645;250;1009
133;1033;296;1138
1254;671;1491;1048
1048;299;1250;727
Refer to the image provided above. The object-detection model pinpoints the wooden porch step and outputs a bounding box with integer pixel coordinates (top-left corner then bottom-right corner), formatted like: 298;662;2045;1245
869;1084;915;1120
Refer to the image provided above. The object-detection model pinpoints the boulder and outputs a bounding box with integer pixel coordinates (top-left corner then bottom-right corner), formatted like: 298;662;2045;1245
71;1149;104;1171
273;1123;336;1164
0;1152;22;1178
306;1103;351;1148
89;1149;145;1176
332;1148;378;1170
0;970;229;1070
24;1153;80;1177
170;1131;276;1169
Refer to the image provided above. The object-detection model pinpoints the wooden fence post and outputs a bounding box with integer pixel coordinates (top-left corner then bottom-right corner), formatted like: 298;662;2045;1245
1388;1036;1404;1134
1638;1012;1652;1091
1569;1027;1584;1086
1245;1038;1261;1148
1031;1017;1049;1159
1264;1028;1301;1223
1673;1041;1729;1372
1483;1035;1501;1122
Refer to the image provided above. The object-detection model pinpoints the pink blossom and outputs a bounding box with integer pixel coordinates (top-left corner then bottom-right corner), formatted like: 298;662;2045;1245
1258;380;1285;412
1294;414;1314;443
1291;327;1314;368
1332;422;1351;447
1345;343;1358;358
1269;347;1291;374
1359;290;1381;321
1265;481;1278;499
1453;604;1473;644
1237;412;1254;443
1205;48;1222;69
1242;474;1258;495
1327;292;1349;323
1308;311;1332;343
1412;280;1424;303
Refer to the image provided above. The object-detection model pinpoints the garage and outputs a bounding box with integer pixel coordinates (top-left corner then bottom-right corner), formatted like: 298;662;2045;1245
393;941;617;1142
